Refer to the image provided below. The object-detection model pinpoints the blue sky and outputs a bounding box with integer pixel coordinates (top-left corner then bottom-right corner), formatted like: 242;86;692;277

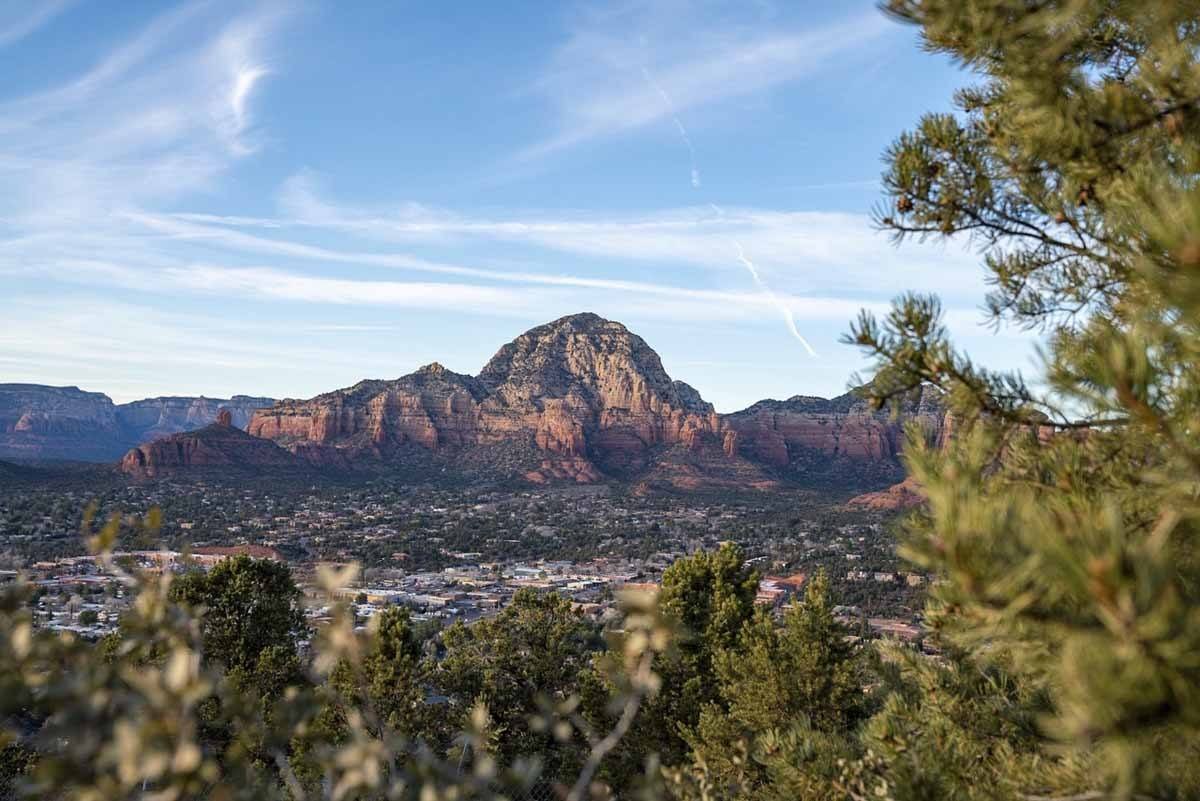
0;0;1039;410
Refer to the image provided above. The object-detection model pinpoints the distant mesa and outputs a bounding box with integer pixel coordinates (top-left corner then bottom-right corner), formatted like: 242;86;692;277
0;384;127;462
721;381;948;487
0;385;275;463
115;394;273;440
238;312;949;492
13;312;948;495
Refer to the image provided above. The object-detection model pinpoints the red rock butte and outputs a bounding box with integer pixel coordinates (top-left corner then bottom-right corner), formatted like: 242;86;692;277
117;313;950;492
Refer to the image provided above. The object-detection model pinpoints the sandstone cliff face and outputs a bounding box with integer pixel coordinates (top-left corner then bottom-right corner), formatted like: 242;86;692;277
121;410;301;479
248;365;487;466
0;385;276;463
240;313;948;490
0;384;125;461
116;395;274;441
672;381;714;415
248;314;725;477
475;314;722;473
723;385;950;475
3;315;953;494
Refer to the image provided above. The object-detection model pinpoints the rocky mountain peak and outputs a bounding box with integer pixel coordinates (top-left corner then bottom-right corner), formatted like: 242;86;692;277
672;381;714;414
477;312;684;410
216;409;233;427
538;311;621;333
100;313;949;492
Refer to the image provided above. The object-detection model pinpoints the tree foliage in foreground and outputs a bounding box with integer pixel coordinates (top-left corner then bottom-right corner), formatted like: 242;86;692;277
169;555;307;701
0;511;672;801
436;588;602;780
671;571;868;801
840;0;1200;798
590;542;760;787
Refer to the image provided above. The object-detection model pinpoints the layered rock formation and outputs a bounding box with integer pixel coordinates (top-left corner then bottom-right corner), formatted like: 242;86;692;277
0;385;274;462
250;365;486;457
722;385;950;489
0;384;125;462
121;410;302;479
116;395;274;441
14;313;948;495
248;313;727;482
474;314;723;474
238;313;948;491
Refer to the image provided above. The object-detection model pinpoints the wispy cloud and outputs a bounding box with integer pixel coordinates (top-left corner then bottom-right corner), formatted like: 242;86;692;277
0;0;77;50
0;0;291;225
0;1;955;337
0;296;432;403
164;265;546;312
165;174;983;300
517;6;888;160
15;221;886;325
0;0;1033;408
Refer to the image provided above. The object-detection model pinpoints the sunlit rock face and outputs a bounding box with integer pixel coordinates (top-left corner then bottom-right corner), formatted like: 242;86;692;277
847;475;926;510
474;313;723;474
248;364;490;466
722;385;949;469
121;411;302;479
242;313;946;490
6;315;948;487
247;313;725;480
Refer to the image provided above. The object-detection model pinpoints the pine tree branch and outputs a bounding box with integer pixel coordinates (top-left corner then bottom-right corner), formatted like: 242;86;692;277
566;650;654;801
1090;93;1200;146
1021;792;1164;801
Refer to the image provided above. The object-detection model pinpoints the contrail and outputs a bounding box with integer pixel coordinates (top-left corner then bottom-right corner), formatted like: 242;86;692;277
642;68;816;356
732;240;818;357
641;66;700;188
708;203;818;356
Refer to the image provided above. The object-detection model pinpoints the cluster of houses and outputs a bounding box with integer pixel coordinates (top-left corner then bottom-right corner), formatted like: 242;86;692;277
13;541;926;646
844;570;925;586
